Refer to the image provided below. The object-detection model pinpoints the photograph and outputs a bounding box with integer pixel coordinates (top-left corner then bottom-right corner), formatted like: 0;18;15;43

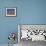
6;8;16;16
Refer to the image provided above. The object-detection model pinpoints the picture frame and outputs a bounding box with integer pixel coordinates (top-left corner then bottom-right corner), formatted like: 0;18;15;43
6;8;16;16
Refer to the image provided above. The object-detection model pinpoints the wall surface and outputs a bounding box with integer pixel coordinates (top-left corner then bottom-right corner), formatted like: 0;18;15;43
0;0;46;44
20;0;46;24
0;0;21;44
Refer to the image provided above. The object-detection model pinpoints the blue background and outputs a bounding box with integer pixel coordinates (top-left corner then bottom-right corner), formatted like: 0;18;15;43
0;0;46;44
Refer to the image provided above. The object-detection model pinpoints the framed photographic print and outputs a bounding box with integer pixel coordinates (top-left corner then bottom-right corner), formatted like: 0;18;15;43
6;8;16;16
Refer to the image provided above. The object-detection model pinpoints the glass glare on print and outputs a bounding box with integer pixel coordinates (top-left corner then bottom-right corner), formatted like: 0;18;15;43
6;8;16;16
